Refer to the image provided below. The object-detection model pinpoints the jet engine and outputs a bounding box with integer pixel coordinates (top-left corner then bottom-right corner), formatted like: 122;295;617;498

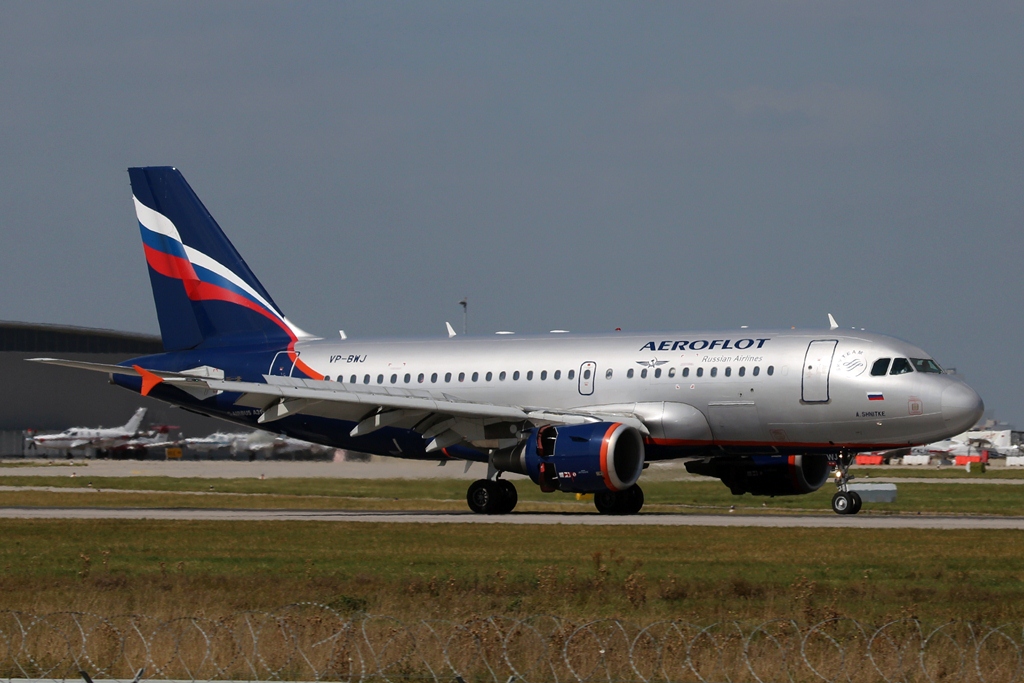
491;422;645;494
684;454;831;496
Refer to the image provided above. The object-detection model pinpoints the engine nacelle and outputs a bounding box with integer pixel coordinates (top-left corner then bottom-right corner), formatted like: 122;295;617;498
684;454;830;496
492;422;645;493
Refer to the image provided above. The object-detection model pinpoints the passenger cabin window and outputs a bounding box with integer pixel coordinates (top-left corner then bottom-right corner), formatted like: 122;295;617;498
724;367;731;377
696;367;704;378
890;358;913;375
363;374;370;384
541;371;548;380
654;368;661;378
418;373;425;383
377;374;384;384
911;358;943;374
584;369;592;379
738;367;745;377
767;366;774;376
458;372;466;382
627;368;634;378
444;372;452;383
668;367;675;378
527;371;534;380
350;375;357;383
499;371;506;381
641;368;648;378
605;368;613;379
568;369;575;380
486;371;493;381
682;367;689;378
752;367;759;376
472;372;479;382
513;371;520;380
390;374;397;384
710;367;718;377
871;358;891;376
431;373;438;383
554;370;561;380
404;373;411;383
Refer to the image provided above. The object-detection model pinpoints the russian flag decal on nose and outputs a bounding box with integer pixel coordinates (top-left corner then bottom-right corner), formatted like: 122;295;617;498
867;392;884;401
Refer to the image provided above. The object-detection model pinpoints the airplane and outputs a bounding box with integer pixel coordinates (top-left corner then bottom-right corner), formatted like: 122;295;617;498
29;408;148;454
183;431;335;457
32;167;985;515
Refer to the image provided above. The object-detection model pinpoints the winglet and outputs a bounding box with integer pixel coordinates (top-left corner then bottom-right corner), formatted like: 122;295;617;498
133;365;164;397
828;313;839;330
445;322;457;338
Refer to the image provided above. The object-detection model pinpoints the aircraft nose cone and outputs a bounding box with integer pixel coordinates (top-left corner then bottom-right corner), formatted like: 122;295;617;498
941;382;984;433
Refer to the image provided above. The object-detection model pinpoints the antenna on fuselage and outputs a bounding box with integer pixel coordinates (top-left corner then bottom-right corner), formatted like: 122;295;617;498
446;321;457;338
828;313;839;330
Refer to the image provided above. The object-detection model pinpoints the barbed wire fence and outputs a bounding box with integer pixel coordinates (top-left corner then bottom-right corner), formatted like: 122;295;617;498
1;604;1022;683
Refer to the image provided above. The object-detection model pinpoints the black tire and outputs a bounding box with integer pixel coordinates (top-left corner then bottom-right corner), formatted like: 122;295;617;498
849;491;863;515
622;485;645;515
831;491;851;515
497;479;518;514
467;479;500;514
594;490;619;515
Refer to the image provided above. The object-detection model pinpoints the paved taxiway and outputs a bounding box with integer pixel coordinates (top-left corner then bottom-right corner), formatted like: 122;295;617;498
3;506;1024;529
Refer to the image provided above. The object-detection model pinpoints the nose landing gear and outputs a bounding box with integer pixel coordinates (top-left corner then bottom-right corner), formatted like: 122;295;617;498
831;452;862;515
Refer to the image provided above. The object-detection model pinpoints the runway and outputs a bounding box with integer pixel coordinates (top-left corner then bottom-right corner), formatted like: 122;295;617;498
3;506;1024;529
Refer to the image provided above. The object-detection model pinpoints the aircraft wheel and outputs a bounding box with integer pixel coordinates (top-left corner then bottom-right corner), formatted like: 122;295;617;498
831;491;852;515
467;479;501;514
621;485;645;515
497;479;518;514
849;491;863;515
594;490;619;515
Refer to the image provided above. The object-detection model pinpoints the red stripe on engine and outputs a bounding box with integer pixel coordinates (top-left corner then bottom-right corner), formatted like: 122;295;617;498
600;423;621;491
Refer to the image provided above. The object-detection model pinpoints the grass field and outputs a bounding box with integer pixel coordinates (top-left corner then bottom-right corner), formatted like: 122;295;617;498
2;474;1024;515
1;519;1023;625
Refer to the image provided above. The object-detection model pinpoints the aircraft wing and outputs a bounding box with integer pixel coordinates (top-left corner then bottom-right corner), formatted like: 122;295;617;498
29;358;650;453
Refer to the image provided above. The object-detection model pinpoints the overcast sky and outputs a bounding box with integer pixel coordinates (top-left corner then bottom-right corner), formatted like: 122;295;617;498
1;3;1021;426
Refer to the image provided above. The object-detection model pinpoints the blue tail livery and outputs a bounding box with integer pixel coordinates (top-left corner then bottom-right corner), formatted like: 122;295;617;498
129;166;312;351
29;166;984;516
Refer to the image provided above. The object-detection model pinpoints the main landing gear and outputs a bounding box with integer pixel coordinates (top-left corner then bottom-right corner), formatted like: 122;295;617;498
831;452;862;515
465;479;645;515
466;478;518;514
594;485;645;515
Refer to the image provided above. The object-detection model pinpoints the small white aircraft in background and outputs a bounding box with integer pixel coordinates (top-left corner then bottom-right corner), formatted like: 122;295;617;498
182;431;335;457
29;408;147;453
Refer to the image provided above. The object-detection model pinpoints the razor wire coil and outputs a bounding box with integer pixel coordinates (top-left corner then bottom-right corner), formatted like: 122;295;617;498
0;606;1021;683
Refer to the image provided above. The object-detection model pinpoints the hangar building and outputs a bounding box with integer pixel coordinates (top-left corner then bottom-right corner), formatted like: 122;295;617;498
1;320;224;455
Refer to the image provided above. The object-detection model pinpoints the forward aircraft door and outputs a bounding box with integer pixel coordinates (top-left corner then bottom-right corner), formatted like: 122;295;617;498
578;362;596;396
802;340;838;403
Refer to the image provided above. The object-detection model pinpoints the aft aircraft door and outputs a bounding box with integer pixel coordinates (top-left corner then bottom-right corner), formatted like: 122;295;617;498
578;361;596;396
802;340;838;403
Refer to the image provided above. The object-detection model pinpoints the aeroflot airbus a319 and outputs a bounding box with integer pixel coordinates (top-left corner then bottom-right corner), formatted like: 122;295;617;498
35;167;985;516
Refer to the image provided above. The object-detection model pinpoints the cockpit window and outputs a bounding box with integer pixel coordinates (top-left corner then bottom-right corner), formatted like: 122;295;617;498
911;358;943;374
889;357;913;375
870;358;891;376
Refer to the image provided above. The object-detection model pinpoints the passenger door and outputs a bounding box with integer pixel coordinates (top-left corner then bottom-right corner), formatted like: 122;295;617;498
578;361;597;396
802;340;838;403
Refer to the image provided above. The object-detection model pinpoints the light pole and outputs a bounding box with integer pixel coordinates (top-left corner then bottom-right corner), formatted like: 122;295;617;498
459;298;467;335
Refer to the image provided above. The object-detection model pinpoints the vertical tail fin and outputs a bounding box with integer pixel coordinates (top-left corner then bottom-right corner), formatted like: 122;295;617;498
124;408;147;435
128;167;311;351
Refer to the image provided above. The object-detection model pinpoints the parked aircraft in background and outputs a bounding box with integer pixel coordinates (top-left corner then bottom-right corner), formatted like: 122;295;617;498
182;431;335;457
29;408;148;454
34;167;985;515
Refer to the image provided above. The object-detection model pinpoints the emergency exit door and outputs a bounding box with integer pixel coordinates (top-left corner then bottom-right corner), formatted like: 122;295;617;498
578;361;596;396
802;340;838;403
